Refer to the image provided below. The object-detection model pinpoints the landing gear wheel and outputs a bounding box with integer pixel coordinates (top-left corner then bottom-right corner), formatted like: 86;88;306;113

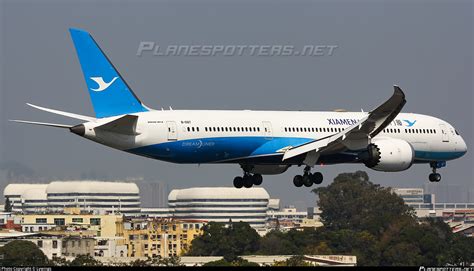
252;174;263;185
312;172;323;184
302;175;312;187
429;173;441;182
293;175;303;187
243;175;253;188
233;176;243;188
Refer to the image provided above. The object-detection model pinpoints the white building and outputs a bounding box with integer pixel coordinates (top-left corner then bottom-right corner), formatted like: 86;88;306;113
140;207;172;218
267;206;308;223
4;181;141;216
393;187;474;221
94;237;127;258
168;187;269;228
4;184;48;213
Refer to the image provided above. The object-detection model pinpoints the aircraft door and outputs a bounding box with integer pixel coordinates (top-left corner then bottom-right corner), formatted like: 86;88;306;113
166;121;178;141
262;121;273;140
439;124;449;142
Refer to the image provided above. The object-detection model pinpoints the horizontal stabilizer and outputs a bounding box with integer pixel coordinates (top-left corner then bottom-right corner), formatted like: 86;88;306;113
9;120;72;128
27;103;95;122
94;115;139;135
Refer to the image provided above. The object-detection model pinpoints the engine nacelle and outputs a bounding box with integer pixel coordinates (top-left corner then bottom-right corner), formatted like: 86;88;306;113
361;139;415;172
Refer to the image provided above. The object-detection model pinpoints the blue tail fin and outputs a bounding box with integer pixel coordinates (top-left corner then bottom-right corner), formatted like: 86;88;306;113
69;28;149;118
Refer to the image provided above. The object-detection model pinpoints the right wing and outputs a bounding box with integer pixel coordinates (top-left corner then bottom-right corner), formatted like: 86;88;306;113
282;86;406;164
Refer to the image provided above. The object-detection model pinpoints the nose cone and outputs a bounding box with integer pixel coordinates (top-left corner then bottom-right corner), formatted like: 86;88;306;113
460;136;468;154
70;124;85;136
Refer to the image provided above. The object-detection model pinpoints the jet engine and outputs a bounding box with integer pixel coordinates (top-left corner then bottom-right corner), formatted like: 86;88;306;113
360;139;415;172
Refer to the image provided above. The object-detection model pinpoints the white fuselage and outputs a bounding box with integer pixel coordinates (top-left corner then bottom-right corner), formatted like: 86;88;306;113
81;110;467;168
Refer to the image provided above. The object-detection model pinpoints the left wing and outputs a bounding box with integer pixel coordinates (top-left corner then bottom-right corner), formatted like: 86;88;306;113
282;85;406;165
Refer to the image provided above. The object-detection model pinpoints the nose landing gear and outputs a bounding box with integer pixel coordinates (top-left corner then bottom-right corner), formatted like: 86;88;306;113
429;161;445;182
293;166;323;187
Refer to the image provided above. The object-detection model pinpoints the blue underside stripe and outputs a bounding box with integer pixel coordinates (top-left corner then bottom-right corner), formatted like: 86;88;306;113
127;136;465;164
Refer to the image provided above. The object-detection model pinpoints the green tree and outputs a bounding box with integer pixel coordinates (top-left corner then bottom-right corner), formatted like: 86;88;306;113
129;258;151;266
202;258;233;266
50;256;71;266
313;171;416;236
203;257;259;266
304;241;333;255
258;230;297;255
273;255;311;266
69;254;103;266
187;222;260;256
156;255;184;266
4;196;12;212
444;234;474;266
0;240;49;266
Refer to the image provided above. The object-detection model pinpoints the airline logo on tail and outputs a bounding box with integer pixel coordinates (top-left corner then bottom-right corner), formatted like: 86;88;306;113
89;76;118;92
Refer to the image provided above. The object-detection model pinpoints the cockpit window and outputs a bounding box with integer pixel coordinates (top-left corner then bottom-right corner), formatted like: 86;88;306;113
455;130;459;135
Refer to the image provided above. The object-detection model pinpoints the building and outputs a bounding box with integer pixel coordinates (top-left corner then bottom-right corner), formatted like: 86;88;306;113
123;218;204;258
0;232;63;259
393;187;474;232
392;188;435;205
61;236;96;258
4;184;48;213
266;206;322;230
140;207;172;218
18;212;124;238
97;255;357;266
94;237;127;258
4;181;141;216
267;206;308;224
423;183;470;203
168;187;269;228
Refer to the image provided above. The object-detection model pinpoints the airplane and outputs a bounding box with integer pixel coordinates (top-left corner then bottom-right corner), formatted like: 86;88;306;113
11;29;468;189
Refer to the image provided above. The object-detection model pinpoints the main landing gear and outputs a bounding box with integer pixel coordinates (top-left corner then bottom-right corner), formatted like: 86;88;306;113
233;173;263;189
429;161;445;182
293;166;323;187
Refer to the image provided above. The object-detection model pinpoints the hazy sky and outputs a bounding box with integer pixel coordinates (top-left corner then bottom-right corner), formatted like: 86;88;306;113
0;0;472;209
